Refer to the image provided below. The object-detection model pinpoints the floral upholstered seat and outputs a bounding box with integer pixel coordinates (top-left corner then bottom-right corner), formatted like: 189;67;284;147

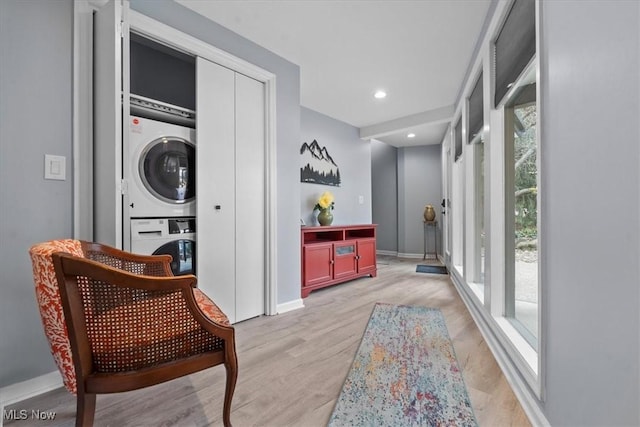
29;239;85;394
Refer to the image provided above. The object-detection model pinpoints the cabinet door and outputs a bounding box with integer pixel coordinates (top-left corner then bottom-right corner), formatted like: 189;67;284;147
196;57;236;321
334;242;357;279
357;239;377;274
303;244;333;287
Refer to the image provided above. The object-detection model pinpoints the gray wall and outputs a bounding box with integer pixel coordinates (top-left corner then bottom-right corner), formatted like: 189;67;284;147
540;1;639;424
130;0;301;305
0;0;301;388
0;0;73;387
371;140;398;252
300;107;371;226
397;145;443;256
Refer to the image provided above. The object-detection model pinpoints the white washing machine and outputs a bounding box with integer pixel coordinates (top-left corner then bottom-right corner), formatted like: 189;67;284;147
128;115;196;218
130;217;196;276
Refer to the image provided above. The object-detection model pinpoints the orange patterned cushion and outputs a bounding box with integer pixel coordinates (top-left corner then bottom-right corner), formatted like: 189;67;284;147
194;289;230;326
29;240;84;395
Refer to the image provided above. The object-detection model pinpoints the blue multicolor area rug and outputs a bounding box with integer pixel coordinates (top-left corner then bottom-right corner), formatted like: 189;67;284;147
328;303;477;426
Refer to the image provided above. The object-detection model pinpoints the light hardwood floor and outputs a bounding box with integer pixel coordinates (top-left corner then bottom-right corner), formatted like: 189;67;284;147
5;256;531;427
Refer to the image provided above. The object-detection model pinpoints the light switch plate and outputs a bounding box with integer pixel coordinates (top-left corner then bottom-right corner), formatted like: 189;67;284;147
44;154;66;180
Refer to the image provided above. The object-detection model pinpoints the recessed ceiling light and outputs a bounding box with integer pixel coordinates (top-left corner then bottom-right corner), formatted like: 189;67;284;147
374;90;387;99
407;133;416;138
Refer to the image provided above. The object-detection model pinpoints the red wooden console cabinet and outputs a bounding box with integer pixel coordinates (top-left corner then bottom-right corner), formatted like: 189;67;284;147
301;224;377;298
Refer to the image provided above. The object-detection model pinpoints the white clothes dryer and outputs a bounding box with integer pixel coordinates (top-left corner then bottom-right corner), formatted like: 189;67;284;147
128;115;196;218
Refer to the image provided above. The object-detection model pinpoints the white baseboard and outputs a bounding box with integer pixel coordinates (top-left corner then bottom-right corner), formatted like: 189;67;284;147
376;249;398;256
276;298;304;314
397;252;426;259
0;371;62;409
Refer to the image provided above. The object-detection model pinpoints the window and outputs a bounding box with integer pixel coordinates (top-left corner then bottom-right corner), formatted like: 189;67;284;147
468;72;484;142
494;0;536;107
454;117;462;162
467;72;485;298
504;72;538;347
451;158;464;273
452;119;464;273
473;141;485;289
493;0;538;351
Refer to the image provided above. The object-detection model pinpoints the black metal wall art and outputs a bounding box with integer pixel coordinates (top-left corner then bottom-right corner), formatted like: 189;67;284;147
300;139;341;186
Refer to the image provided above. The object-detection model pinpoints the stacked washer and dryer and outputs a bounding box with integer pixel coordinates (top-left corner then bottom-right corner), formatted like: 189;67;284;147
128;110;197;276
125;34;198;276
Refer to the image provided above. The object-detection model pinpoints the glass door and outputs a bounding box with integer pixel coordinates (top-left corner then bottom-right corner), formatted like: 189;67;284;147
153;239;196;276
139;137;196;204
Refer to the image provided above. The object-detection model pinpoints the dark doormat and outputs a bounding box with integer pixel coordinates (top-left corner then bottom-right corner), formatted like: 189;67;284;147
416;265;448;275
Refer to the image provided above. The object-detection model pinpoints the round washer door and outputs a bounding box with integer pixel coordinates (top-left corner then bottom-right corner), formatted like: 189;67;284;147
153;239;196;276
139;137;195;204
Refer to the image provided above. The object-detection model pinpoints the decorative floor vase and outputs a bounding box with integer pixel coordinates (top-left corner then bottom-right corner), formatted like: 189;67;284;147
318;209;334;226
424;204;436;222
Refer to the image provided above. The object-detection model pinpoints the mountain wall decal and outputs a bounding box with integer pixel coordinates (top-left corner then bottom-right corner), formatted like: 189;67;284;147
300;139;341;186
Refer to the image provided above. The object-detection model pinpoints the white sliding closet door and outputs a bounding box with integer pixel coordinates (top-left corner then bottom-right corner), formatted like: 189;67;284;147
235;73;265;322
196;58;236;320
196;58;265;323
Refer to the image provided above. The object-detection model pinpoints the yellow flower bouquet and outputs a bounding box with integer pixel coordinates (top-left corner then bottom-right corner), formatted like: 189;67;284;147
314;191;335;211
314;191;335;226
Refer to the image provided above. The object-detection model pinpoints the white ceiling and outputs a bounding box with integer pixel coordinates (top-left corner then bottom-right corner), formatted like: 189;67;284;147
176;0;491;147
